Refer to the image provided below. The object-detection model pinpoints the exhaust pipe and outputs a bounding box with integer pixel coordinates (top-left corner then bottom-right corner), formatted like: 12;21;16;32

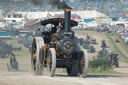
64;8;72;32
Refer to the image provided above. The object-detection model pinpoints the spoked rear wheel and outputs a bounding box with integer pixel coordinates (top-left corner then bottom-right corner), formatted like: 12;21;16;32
47;48;56;77
31;37;44;75
80;49;88;78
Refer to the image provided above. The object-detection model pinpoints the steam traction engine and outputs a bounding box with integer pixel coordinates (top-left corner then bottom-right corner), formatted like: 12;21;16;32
31;8;88;77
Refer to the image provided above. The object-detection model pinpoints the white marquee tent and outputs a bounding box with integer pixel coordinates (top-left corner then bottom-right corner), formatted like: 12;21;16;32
16;10;107;19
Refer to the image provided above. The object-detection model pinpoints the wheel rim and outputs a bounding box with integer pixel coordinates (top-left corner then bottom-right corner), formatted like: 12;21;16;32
31;37;44;75
80;49;88;78
32;39;37;71
47;51;52;72
47;48;56;77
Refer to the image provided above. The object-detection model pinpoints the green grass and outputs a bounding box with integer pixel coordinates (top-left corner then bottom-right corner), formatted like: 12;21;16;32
113;32;128;52
9;37;31;57
13;48;30;57
12;42;30;57
88;70;120;74
105;32;128;61
61;69;120;75
89;57;112;71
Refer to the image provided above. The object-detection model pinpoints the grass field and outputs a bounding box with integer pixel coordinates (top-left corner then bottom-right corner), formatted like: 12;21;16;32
88;70;120;75
61;68;120;75
113;32;128;52
13;47;30;57
9;36;30;57
105;32;128;62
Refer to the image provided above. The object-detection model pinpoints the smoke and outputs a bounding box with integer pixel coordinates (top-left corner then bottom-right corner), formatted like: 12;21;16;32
30;0;71;9
0;0;71;9
30;0;42;5
48;0;71;9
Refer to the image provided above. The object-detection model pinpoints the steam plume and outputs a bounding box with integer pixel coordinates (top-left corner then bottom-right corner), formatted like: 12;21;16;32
30;0;71;9
0;0;71;9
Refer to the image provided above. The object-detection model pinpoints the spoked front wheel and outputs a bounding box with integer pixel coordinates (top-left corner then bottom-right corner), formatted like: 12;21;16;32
47;48;56;77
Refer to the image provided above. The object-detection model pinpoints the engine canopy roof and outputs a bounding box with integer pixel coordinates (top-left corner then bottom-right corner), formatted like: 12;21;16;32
40;18;78;27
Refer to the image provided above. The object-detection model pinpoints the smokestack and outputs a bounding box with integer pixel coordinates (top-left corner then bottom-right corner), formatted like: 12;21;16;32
64;8;72;32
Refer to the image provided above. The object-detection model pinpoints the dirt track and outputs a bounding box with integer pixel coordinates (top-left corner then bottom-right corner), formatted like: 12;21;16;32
0;71;128;85
0;30;128;85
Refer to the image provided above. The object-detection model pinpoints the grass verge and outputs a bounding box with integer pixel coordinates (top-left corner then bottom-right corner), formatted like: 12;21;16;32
88;70;120;74
61;69;120;75
9;37;30;57
113;32;128;52
105;32;128;62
